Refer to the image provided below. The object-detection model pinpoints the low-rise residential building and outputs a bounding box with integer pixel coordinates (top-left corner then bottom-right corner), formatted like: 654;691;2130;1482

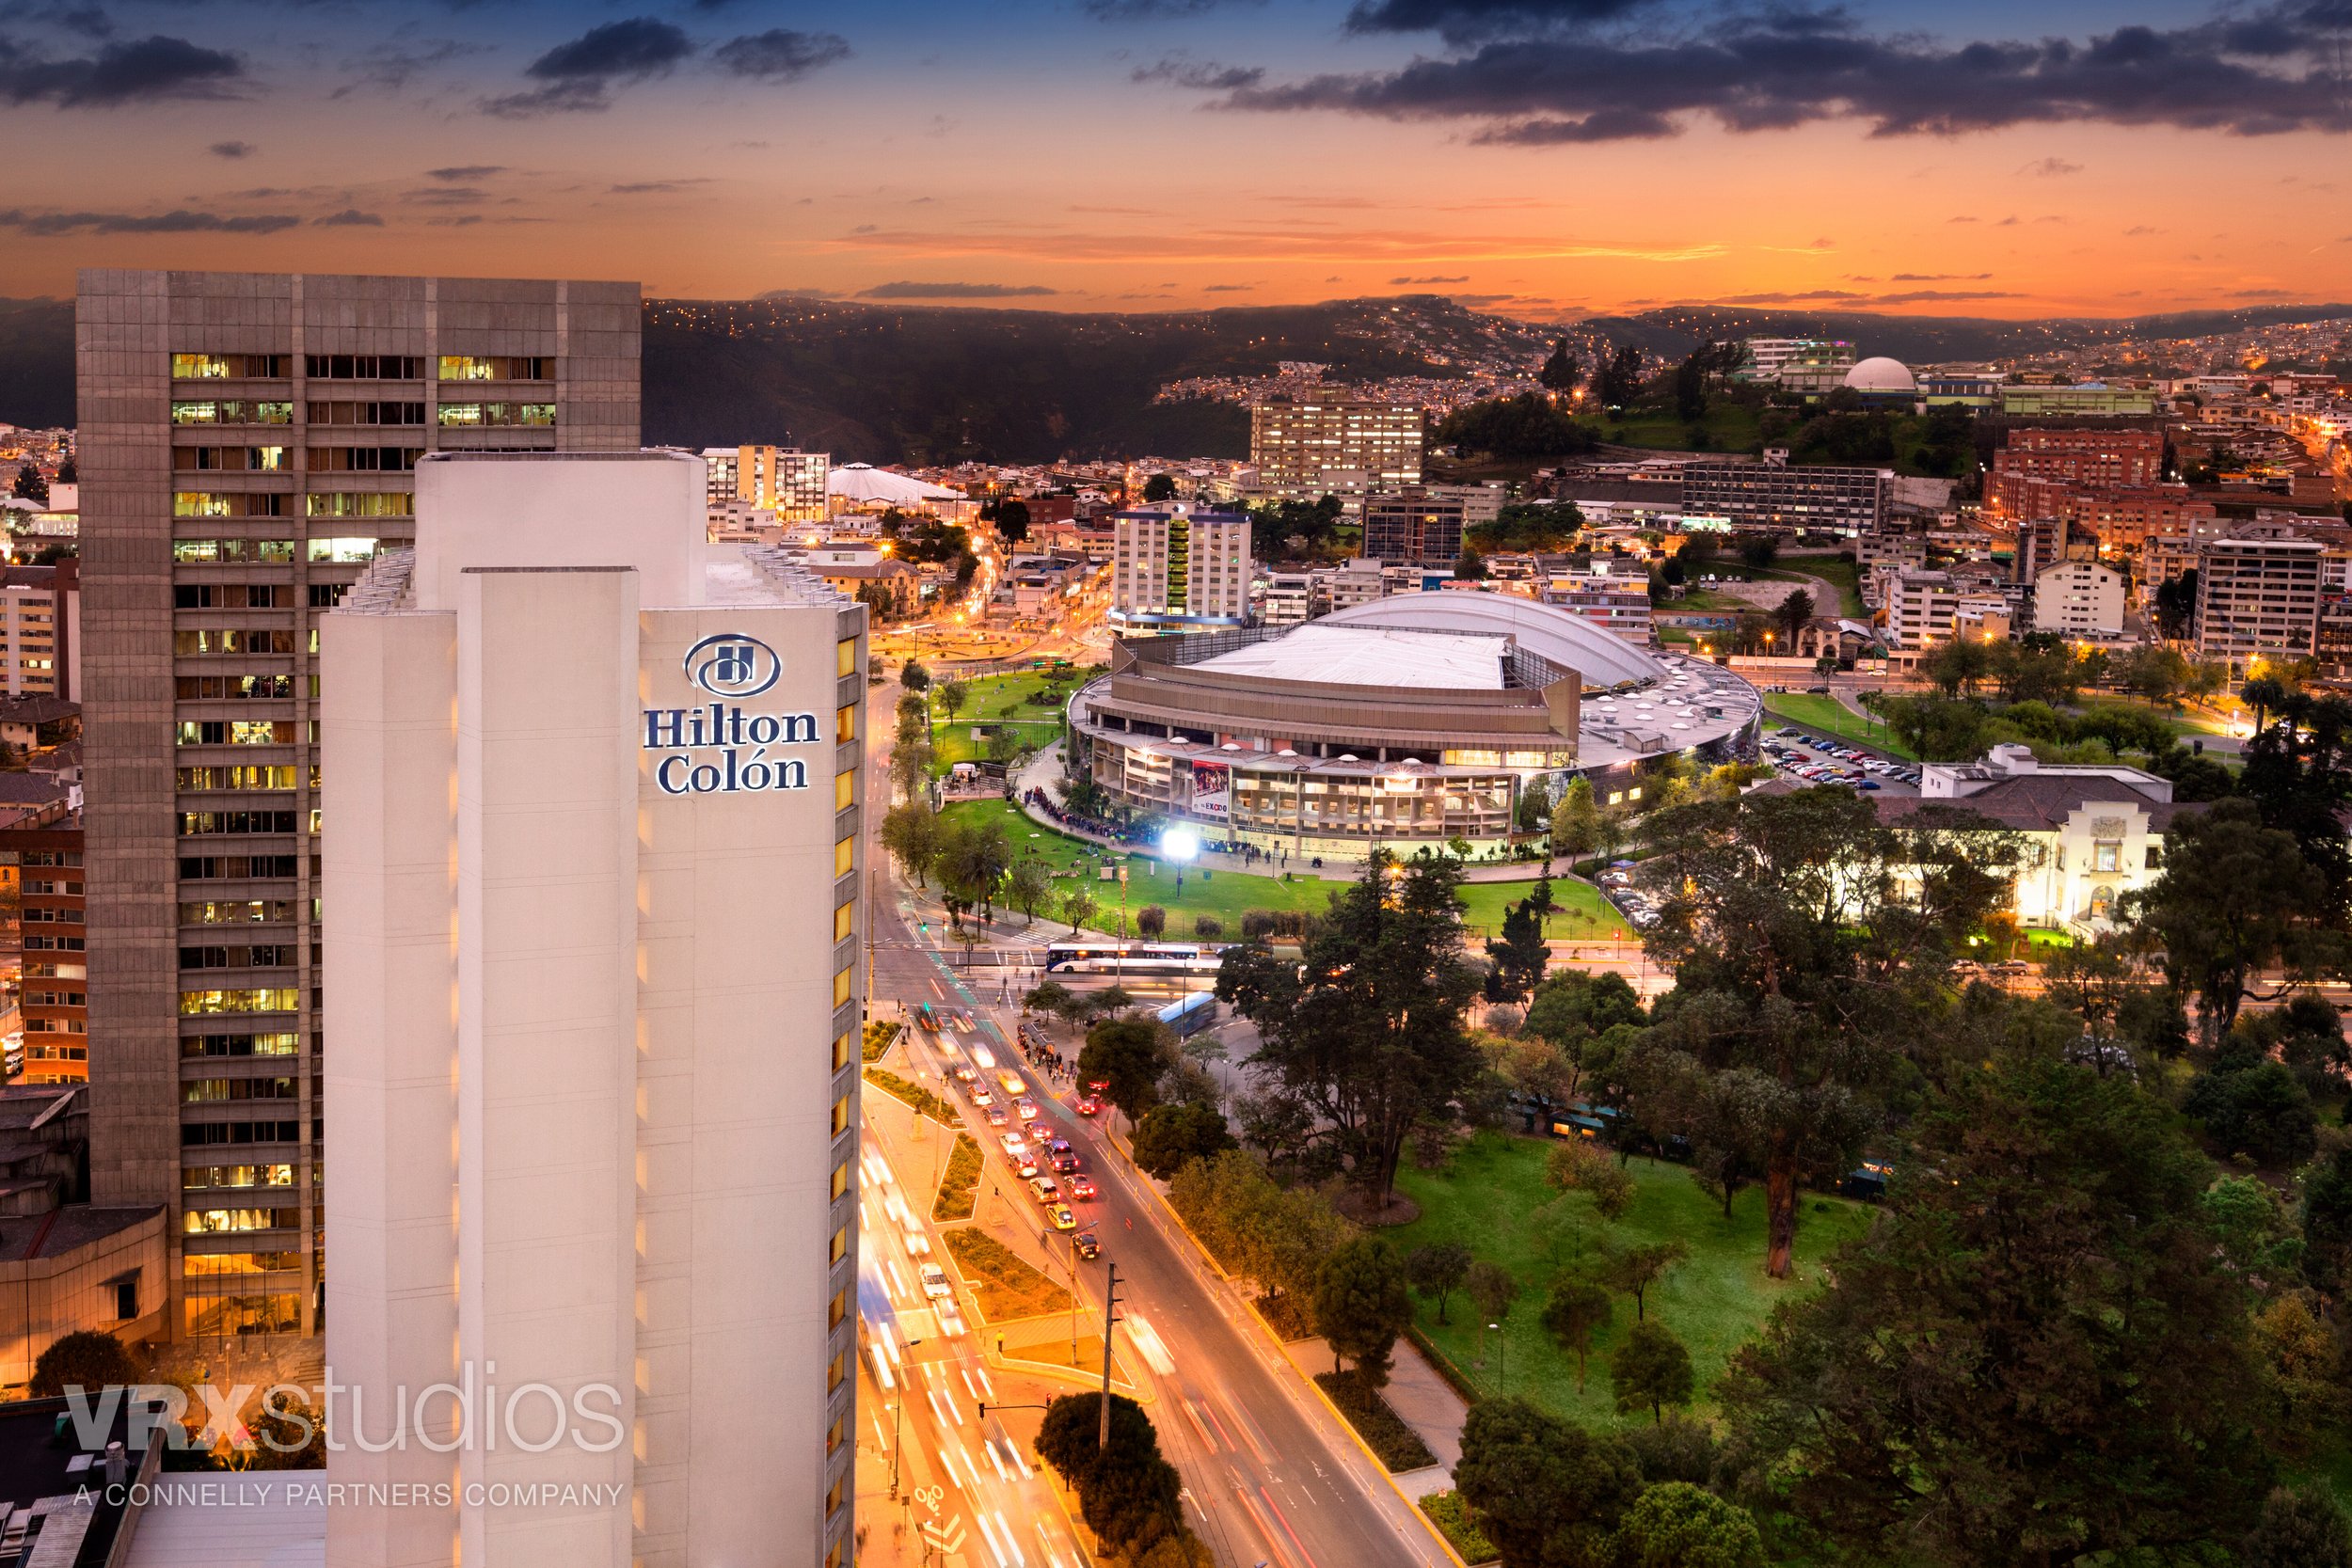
2031;560;2127;638
1363;486;1478;567
1539;573;1654;647
0;562;74;700
1262;569;1323;626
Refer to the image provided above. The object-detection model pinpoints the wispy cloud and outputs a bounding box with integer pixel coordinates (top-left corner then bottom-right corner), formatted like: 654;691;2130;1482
857;280;1060;299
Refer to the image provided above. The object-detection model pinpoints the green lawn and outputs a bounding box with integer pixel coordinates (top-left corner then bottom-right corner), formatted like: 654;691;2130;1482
1766;557;1867;618
1761;693;1918;760
946;800;1628;941
1386;1132;1874;1428
925;671;1076;771
1582;404;1764;455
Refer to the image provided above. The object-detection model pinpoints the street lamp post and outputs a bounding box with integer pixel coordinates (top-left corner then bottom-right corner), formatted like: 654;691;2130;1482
1489;1322;1504;1394
889;1336;928;1499
1163;823;1200;895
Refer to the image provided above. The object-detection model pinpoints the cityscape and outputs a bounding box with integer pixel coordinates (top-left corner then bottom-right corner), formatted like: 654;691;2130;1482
1;3;2352;1568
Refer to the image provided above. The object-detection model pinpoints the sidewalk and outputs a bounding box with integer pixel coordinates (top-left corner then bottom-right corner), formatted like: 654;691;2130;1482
1282;1337;1470;1500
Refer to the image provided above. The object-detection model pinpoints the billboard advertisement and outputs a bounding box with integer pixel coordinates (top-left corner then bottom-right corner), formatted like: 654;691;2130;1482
1189;760;1232;818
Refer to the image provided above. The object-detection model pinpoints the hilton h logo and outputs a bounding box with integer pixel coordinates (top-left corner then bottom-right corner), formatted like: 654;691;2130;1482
684;633;782;698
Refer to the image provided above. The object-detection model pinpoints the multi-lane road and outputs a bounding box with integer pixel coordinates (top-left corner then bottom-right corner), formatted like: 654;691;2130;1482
857;682;1447;1568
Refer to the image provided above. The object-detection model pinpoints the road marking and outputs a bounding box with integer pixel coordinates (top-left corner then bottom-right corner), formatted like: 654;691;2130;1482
1262;1484;1321;1568
923;1515;969;1557
1179;1397;1217;1452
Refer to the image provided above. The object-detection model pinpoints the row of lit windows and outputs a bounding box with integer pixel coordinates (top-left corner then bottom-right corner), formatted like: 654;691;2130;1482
182;1031;301;1057
183;1162;296;1189
180;988;299;1016
185;1208;300;1234
183;1076;297;1103
177;674;298;700
177;720;300;746
179;766;305;791
174;629;306;657
175;353;548;382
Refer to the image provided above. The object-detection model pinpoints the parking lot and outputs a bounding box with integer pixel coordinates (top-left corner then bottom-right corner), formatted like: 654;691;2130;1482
1595;726;1922;932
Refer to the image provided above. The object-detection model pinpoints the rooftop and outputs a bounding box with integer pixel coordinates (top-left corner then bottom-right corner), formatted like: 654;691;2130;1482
1192;625;1505;690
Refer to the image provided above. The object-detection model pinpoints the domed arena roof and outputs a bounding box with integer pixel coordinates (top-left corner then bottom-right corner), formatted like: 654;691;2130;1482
1319;592;1667;688
1843;356;1917;393
827;462;963;507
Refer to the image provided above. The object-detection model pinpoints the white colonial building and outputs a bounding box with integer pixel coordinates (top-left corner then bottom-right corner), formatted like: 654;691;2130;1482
1902;743;2194;928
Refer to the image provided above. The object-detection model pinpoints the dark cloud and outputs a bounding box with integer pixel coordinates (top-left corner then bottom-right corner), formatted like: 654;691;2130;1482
1874;289;2021;304
2021;155;2083;176
1391;274;1470;283
1714;289;1867;303
1890;272;1993;281
1187;9;2352;142
1203;283;1253;292
0;206;298;235
857;281;1059;299
1130;57;1263;89
313;209;385;228
1084;0;1263;18
483;17;693;117
402;186;490;206
1345;0;1656;46
427;166;505;182
712;28;850;81
333;39;484;99
0;33;243;107
609;180;709;194
208;139;256;159
529;18;693;80
27;6;114;40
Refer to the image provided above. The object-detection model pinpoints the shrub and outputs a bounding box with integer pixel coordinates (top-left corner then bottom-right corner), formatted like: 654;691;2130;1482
933;1133;983;1222
1313;1369;1437;1471
1420;1490;1500;1564
31;1330;140;1400
1193;914;1224;940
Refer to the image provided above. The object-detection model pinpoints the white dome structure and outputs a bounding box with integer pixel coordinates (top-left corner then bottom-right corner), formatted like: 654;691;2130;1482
1843;356;1917;394
1320;591;1667;688
826;462;962;508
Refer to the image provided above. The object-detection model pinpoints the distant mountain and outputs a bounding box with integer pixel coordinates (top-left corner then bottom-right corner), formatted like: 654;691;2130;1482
641;293;1547;464
4;293;2346;459
0;299;73;431
1583;304;2352;365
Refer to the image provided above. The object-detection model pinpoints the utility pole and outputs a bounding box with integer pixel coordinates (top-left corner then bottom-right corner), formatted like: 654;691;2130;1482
889;1337;926;1499
1098;1259;1121;1451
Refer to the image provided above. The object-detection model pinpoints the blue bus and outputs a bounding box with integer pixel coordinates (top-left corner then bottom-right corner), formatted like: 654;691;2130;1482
1157;991;1218;1038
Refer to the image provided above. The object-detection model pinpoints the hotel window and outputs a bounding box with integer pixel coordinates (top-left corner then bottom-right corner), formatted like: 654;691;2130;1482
829;1285;849;1328
827;1415;845;1454
833;966;853;1009
437;355;549;382
306;355;423;380
834;900;855;942
831;1154;850;1200
835;837;854;878
836;705;856;744
835;771;854;811
826;1350;847;1392
836;638;857;677
173;354;289;380
833;1030;853;1073
829;1227;847;1265
831;1094;850;1137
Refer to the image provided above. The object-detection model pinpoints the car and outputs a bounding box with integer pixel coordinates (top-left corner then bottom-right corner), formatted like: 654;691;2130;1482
1014;1097;1041;1121
1073;1229;1101;1259
985;1105;1009;1128
1000;1132;1027;1157
969;1085;993;1107
949;1063;977;1085
1857;779;1881;790
1066;1173;1098;1199
1048;1205;1078;1231
1053;1148;1081;1173
1027;1175;1061;1204
1011;1151;1041;1179
1074;1094;1101;1117
996;1070;1025;1097
920;1263;952;1300
902;1224;931;1256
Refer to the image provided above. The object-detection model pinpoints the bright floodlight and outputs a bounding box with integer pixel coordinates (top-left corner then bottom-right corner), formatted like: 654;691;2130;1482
1163;825;1201;862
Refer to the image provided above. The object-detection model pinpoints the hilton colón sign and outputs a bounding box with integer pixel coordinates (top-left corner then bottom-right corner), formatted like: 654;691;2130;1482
644;633;820;796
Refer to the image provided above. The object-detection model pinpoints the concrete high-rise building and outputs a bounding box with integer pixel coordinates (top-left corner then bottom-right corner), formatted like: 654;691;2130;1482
736;445;831;524
1363;487;1472;567
1678;457;1888;536
1111;506;1250;624
77;269;640;1340
2030;560;2126;639
0;561;77;698
1248;395;1422;499
2195;534;2324;672
323;451;864;1568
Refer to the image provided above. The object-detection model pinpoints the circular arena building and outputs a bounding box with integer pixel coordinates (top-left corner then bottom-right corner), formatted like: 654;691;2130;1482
1066;593;1762;858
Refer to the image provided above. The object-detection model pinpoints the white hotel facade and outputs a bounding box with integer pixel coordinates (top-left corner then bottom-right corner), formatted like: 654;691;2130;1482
322;452;865;1568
